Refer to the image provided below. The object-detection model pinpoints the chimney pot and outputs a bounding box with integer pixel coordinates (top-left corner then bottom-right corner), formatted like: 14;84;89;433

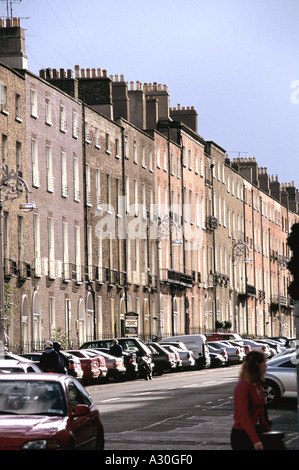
74;65;80;78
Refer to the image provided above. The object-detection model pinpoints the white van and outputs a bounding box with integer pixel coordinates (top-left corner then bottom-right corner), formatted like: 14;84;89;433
160;334;210;369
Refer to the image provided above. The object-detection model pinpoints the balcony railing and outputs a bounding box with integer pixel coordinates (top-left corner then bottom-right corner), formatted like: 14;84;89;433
160;268;193;288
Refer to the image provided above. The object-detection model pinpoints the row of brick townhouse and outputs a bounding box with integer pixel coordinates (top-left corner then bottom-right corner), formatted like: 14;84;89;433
0;18;298;352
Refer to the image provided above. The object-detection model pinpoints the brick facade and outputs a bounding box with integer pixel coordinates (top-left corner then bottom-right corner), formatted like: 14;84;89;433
0;20;298;352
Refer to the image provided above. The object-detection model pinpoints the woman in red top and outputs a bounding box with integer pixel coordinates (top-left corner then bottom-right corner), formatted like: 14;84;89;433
231;350;271;450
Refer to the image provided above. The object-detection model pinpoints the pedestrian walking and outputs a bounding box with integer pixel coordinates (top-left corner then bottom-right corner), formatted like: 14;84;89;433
39;340;61;373
231;350;271;450
53;341;69;374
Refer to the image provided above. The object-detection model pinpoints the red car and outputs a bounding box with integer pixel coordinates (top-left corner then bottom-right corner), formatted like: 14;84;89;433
66;350;101;384
0;374;104;450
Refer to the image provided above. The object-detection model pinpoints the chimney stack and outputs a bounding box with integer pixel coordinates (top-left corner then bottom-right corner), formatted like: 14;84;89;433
0;18;28;69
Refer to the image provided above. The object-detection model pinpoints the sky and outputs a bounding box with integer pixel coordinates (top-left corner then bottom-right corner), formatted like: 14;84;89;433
2;0;299;188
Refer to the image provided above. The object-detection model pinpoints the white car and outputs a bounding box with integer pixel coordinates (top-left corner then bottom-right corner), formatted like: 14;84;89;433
262;352;297;404
0;360;42;374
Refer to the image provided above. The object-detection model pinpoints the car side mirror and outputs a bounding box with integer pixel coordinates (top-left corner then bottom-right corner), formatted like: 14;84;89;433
72;404;90;418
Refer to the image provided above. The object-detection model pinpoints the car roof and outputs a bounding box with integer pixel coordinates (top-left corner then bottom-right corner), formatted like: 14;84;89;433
0;360;32;366
267;352;296;366
0;372;66;382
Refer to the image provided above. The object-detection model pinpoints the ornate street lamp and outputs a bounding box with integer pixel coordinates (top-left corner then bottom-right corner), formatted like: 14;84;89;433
232;239;252;332
155;214;182;340
0;165;35;349
275;255;289;336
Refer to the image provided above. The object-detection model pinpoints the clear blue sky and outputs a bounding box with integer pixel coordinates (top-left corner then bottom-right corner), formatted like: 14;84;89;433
2;0;299;188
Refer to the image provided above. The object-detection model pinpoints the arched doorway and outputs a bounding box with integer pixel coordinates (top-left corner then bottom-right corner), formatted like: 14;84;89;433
32;291;41;349
86;292;94;341
21;295;30;352
78;298;85;346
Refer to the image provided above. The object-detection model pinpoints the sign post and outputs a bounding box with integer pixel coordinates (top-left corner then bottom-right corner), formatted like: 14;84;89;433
125;312;139;337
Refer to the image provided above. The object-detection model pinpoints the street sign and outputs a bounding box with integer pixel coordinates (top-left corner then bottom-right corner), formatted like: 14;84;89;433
124;311;139;337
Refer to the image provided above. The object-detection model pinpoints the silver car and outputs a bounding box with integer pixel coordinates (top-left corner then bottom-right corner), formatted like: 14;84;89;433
158;341;195;369
207;341;245;364
262;352;297;404
0;360;42;374
240;339;271;358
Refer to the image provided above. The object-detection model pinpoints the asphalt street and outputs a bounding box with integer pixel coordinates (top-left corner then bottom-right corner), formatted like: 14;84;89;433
88;365;299;451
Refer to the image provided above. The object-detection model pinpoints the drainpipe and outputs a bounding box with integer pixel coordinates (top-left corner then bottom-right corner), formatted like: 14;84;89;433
121;126;128;320
210;163;217;330
82;100;96;340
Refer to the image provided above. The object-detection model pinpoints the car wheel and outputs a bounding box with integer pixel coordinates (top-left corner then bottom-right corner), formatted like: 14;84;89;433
262;380;281;405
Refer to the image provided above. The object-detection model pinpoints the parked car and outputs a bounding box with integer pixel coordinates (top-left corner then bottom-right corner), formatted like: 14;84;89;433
268;347;295;361
92;347;138;379
5;352;38;362
208;344;229;366
0;373;104;449
238;339;271;358
205;332;242;342
160;344;183;371
66;350;101;384
146;343;176;375
158;341;195;370
207;341;245;364
160;335;210;369
262;352;297;405
80;337;154;374
208;351;227;368
20;352;84;381
0;360;42;374
64;352;84;381
228;340;252;355
80;350;108;380
270;336;289;347
255;339;282;357
284;338;296;349
85;349;126;381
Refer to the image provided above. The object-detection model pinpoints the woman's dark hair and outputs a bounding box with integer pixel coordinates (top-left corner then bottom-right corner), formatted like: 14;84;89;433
239;350;266;383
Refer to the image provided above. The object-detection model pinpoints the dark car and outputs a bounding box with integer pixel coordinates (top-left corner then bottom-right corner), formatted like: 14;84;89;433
0;373;104;450
208;345;228;366
146;342;176;375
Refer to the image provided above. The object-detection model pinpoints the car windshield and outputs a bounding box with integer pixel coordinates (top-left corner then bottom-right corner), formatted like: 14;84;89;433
0;380;67;416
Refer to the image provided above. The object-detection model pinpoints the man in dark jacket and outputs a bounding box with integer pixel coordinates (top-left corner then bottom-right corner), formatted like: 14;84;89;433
53;341;69;374
39;340;61;373
109;339;123;357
